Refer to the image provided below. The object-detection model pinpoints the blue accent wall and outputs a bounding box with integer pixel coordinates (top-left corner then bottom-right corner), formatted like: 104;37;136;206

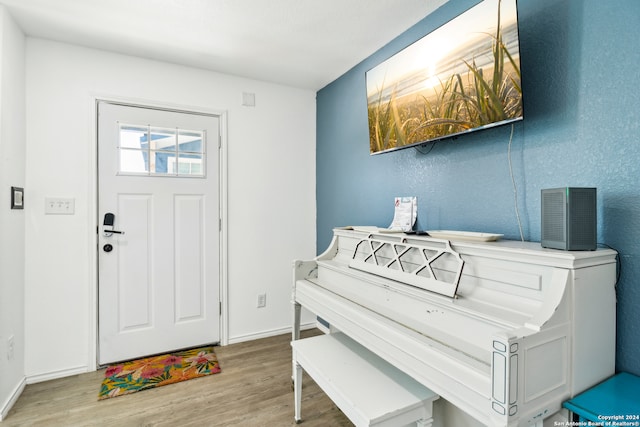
316;0;640;375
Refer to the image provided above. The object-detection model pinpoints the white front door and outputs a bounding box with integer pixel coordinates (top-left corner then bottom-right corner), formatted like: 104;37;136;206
97;101;220;365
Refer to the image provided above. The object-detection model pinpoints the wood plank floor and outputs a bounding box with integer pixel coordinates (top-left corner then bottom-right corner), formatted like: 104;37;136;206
3;329;353;426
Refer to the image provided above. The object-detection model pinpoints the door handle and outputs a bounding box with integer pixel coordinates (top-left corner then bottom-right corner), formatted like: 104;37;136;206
103;212;125;236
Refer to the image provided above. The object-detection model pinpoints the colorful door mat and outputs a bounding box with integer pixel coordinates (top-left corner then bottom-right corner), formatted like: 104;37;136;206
98;346;221;400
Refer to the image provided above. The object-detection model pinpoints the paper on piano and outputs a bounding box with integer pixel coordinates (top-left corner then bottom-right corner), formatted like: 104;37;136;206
388;196;417;232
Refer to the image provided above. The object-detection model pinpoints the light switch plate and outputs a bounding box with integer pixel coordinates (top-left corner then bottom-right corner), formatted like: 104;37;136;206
45;198;75;215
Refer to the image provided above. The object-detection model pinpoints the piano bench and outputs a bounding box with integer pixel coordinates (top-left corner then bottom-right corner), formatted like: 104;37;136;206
563;372;640;425
291;332;439;427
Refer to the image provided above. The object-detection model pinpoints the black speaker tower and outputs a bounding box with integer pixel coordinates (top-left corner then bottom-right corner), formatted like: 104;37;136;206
541;187;597;251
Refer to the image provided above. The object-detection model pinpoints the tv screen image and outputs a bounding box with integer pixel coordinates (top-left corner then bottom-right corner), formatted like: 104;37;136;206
366;0;523;155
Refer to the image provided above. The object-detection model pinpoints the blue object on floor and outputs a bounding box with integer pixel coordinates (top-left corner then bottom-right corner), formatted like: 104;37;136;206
563;372;640;425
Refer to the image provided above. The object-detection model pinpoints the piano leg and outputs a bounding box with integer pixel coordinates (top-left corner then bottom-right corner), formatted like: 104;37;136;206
292;301;302;388
293;359;303;424
292;301;301;341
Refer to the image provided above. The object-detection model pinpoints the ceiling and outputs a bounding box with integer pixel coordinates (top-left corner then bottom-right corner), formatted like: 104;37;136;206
0;0;448;90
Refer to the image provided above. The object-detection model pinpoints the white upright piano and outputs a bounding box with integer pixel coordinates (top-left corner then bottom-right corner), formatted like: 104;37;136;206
292;228;617;426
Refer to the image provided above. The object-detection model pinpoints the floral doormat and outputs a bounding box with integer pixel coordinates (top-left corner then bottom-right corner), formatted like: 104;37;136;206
98;346;221;400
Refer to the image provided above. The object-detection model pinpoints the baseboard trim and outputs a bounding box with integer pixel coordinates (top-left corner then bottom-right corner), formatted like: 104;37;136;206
26;365;88;385
22;324;318;385
0;377;26;421
227;322;316;345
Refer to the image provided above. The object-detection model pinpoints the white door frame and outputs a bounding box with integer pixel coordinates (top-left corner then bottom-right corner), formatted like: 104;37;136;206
87;95;229;370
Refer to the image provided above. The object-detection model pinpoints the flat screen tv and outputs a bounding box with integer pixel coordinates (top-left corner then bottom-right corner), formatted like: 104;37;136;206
366;0;523;155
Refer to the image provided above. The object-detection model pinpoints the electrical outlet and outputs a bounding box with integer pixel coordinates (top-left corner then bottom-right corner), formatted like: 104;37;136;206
7;335;14;361
257;293;266;308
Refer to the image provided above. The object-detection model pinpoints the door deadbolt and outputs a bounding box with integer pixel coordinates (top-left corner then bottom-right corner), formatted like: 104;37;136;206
103;244;113;253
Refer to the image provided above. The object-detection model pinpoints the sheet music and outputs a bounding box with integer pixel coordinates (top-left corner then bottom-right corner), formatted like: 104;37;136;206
389;196;417;231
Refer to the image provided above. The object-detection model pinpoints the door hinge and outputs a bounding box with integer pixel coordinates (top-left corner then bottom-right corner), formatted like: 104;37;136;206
219;301;222;316
218;134;221;149
219;218;222;231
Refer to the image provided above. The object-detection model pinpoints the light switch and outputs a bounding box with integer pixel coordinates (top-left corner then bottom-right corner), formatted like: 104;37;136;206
45;198;75;215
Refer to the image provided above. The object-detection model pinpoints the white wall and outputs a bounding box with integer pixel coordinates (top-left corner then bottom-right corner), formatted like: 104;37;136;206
24;38;316;380
0;6;26;419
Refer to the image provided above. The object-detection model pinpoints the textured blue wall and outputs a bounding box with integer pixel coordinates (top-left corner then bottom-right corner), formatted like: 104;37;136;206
316;0;640;375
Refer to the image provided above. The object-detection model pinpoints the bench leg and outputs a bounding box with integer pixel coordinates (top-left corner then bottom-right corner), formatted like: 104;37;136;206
294;360;303;424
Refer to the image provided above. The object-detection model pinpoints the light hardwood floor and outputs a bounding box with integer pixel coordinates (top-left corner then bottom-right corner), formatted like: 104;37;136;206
3;329;352;426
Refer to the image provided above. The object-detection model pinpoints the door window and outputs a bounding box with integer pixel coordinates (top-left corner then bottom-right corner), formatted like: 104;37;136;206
118;124;206;177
